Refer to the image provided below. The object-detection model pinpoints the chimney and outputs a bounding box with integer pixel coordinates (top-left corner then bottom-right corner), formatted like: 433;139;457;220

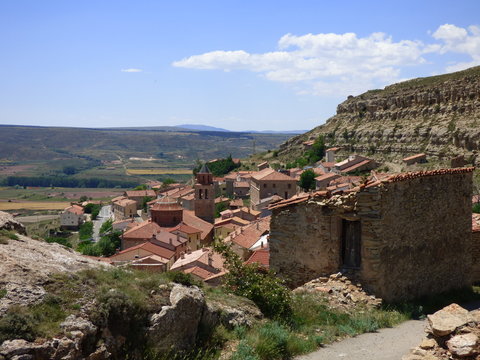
208;253;213;266
261;241;264;248
256;222;259;230
177;233;180;242
181;252;185;259
169;237;172;245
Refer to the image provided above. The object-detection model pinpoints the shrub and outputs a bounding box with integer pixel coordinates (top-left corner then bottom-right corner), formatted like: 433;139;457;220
231;341;259;360
0;307;37;342
45;237;72;248
473;203;480;214
79;221;94;240
214;243;292;319
166;271;202;287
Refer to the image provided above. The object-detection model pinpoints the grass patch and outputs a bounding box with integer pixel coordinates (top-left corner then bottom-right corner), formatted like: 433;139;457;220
0;288;6;299
0;229;19;244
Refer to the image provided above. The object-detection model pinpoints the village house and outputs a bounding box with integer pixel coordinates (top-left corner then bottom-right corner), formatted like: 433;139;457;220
223;217;270;261
269;167;475;302
225;171;256;197
124;189;157;209
170;247;226;285
403;153;427;165
325;147;342;163
213;177;227;197
109;240;176;271
334;155;377;174
250;168;297;211
257;161;269;171
151;231;189;258
214;216;251;240
122;220;162;249
60;204;85;229
112;218;136;232
315;173;341;190
112;197;137;220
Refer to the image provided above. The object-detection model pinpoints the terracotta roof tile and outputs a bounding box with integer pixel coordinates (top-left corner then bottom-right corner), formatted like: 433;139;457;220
65;204;84;215
245;248;269;268
403;153;426;162
111;241;175;259
123;221;162;239
252;168;295;181
340;159;373;173
125;190;156;197
183;210;214;240
224;217;270;249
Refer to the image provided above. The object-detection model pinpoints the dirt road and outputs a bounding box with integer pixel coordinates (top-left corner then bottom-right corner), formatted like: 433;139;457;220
296;319;425;360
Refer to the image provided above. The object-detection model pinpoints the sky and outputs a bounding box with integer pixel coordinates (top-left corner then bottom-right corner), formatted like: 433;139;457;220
0;1;479;132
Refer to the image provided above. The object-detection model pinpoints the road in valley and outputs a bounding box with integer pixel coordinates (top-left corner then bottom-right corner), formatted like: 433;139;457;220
92;205;112;242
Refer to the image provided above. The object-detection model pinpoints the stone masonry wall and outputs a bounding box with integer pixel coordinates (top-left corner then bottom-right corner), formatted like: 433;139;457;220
270;202;341;287
472;230;480;284
371;172;473;302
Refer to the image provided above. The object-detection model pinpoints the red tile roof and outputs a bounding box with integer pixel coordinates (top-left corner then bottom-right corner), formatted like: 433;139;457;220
234;181;250;188
123;221;162;239
224;217;270;249
168;222;202;235
315;173;340;182
111;241;175;260
125;190;156;197
341;159;373;173
252;168;295;181
65;204;84;215
150;197;183;211
245;248;269;268
183;210;214;240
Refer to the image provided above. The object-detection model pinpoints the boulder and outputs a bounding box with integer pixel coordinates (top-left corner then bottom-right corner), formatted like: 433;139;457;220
149;284;205;352
446;333;478;357
202;299;262;330
0;212;26;235
427;303;470;337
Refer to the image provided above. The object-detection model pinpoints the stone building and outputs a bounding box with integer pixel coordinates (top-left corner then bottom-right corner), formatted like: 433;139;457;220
60;205;85;229
194;164;215;223
250;168;296;211
124;190;157;210
472;214;480;284
112;198;137;220
269;168;475;302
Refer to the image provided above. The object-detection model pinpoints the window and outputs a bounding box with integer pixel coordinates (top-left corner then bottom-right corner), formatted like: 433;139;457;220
273;183;276;188
263;183;267;188
288;183;291;189
205;188;208;199
199;189;203;199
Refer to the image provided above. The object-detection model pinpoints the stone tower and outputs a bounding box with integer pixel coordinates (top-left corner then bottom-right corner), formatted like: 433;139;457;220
194;163;215;223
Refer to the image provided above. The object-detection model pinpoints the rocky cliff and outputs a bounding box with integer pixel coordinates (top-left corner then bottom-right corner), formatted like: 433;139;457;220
278;66;480;162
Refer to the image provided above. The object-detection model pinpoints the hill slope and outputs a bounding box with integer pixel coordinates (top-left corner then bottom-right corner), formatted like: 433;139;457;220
278;66;480;163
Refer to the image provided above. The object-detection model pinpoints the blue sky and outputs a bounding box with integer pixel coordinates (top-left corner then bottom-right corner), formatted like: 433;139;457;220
0;1;479;131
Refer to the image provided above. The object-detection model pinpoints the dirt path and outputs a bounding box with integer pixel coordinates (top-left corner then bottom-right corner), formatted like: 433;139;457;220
296;319;425;360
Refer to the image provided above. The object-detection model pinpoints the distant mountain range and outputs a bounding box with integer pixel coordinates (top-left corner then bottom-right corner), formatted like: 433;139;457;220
177;124;307;134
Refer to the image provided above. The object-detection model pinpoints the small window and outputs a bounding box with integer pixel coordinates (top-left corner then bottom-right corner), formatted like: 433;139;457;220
273;183;276;188
205;189;208;199
199;189;203;199
288;183;291;189
263;183;267;188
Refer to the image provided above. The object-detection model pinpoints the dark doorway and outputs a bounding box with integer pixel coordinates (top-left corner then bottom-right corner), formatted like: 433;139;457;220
341;220;361;268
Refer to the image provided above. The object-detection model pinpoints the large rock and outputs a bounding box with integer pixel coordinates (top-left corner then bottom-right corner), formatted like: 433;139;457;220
446;333;478;357
149;284;205;352
202;298;262;330
427;303;471;336
0;212;26;235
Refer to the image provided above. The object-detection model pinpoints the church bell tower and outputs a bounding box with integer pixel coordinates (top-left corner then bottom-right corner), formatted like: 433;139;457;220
194;163;215;223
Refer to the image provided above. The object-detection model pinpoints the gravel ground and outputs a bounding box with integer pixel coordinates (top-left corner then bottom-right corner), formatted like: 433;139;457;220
296;319;426;360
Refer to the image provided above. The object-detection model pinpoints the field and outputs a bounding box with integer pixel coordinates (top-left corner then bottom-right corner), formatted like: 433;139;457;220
0;201;71;211
126;168;192;175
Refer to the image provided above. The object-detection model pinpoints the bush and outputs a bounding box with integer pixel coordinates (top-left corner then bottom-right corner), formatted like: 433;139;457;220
214;243;292;319
166;271;202;287
473;203;480;214
45;237;72;248
79;221;94;240
0;307;37;343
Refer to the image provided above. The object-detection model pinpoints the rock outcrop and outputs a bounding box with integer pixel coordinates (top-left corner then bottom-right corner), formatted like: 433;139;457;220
277;66;480;163
0;211;108;316
403;304;480;359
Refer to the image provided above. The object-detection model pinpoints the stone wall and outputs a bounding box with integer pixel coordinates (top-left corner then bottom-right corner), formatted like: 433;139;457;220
472;230;480;284
270;202;342;287
270;170;474;302
369;172;473;301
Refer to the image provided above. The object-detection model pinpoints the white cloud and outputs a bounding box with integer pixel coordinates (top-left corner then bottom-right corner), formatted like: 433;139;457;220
173;24;480;97
121;68;143;73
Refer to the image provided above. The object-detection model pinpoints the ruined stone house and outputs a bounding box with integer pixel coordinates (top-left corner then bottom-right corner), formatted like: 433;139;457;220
269;168;475;302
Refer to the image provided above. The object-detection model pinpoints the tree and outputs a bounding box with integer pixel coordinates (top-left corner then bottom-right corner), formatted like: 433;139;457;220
62;166;76;175
133;184;147;190
299;169;316;192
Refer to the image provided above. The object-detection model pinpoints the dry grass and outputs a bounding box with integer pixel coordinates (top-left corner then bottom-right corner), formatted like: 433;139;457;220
126;168;192;175
0;201;70;210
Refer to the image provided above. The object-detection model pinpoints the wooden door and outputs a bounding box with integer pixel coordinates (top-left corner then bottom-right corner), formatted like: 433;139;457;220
342;220;361;268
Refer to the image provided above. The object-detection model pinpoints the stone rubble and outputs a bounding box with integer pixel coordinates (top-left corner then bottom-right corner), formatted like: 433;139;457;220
403;304;480;360
293;272;382;311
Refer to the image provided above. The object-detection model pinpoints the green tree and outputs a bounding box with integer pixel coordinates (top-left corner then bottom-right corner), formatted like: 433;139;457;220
299;169;316;192
214;201;228;218
133;184;147;190
79;221;94;240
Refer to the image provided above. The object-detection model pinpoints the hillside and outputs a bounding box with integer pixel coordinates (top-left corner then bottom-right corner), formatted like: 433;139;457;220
0;126;294;182
276;66;480;164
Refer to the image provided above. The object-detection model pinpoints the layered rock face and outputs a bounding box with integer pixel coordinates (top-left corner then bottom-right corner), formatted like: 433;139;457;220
279;66;480;161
